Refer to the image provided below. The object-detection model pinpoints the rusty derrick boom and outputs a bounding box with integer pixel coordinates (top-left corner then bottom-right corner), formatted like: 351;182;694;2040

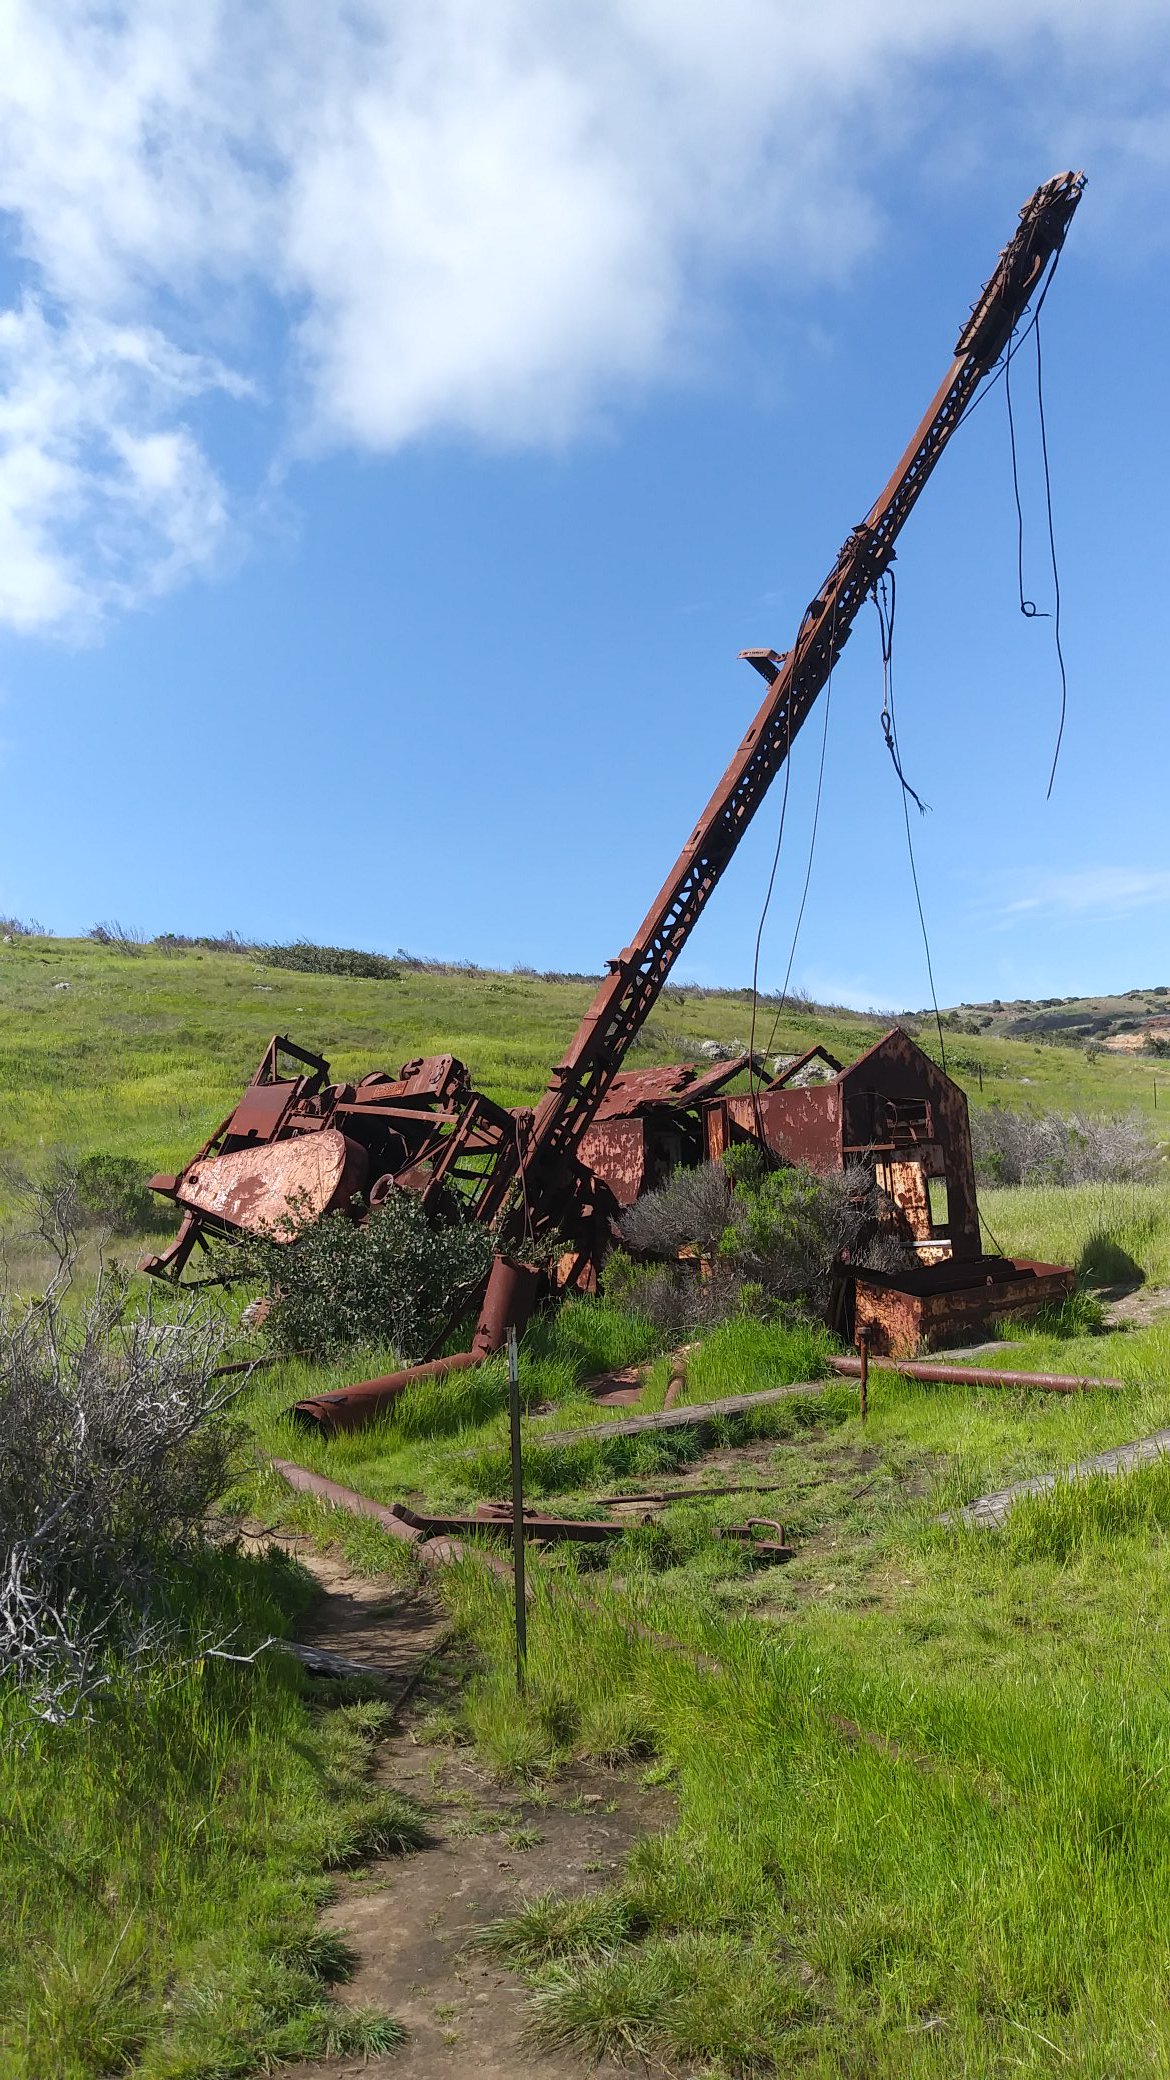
141;174;1086;1432
475;170;1085;1246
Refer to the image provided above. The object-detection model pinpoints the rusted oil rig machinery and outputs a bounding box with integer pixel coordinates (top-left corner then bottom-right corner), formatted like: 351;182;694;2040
144;171;1084;1430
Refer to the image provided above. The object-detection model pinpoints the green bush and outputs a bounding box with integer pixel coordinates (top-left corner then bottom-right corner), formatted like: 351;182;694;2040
73;1151;159;1236
237;1192;496;1362
262;942;401;981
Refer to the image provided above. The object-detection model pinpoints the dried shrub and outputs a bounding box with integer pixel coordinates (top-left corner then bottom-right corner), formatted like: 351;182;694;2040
617;1163;731;1259
611;1158;901;1330
971;1107;1160;1187
0;1270;239;1723
87;920;145;953
232;1190;496;1363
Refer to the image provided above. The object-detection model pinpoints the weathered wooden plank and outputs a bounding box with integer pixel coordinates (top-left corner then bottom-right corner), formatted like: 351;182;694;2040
528;1378;827;1450
946;1428;1170;1529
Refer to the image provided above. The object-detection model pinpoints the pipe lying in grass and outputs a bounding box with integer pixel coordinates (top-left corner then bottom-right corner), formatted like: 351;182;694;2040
270;1457;516;1586
828;1355;1125;1395
528;1378;827;1450
289;1254;540;1436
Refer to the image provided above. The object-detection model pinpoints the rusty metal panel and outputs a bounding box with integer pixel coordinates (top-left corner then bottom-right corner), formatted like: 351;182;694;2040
714;1084;844;1171
177;1128;368;1235
853;1260;1076;1356
878;1156;933;1240
578;1117;648;1207
223;1080;298;1146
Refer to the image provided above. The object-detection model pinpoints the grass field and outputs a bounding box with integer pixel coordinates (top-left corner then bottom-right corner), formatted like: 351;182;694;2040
6;937;1170;2075
0;1543;418;2080
238;1287;1170;2077
1;937;1166;1200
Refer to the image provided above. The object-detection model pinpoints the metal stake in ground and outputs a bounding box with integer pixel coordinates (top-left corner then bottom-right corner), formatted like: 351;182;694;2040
507;1326;528;1693
858;1332;869;1424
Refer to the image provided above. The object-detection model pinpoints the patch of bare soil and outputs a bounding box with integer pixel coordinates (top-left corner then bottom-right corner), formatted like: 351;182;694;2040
1101;1284;1170;1331
264;1535;672;2080
299;1738;670;2080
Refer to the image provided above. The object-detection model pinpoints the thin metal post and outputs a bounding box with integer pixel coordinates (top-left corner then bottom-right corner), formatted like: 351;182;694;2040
507;1326;527;1692
858;1331;869;1424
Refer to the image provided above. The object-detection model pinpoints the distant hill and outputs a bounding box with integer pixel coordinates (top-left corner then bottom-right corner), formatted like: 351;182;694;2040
936;988;1170;1056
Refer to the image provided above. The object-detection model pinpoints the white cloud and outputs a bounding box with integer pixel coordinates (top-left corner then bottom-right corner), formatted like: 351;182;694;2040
995;868;1170;924
0;0;1165;628
0;298;242;630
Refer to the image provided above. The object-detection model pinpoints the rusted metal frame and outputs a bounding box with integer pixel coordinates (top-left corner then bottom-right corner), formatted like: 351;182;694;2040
472;175;1083;1251
331;1101;463;1127
251;1033;330;1092
767;1044;843;1090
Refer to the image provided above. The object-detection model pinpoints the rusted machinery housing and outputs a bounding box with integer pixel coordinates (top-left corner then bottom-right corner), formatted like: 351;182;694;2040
702;1025;1073;1353
141;1036;520;1282
141;1035;752;1288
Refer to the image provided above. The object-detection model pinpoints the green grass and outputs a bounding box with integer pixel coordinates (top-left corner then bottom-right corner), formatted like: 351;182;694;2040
420;1336;1170;2076
232;1248;1170;2078
0;1544;415;2079
981;1178;1170;1286
7;940;1170;2075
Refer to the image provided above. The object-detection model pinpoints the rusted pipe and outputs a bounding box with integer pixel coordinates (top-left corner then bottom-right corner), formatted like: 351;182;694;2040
663;1357;688;1410
289;1254;539;1436
270;1458;516;1584
828;1355;1125;1394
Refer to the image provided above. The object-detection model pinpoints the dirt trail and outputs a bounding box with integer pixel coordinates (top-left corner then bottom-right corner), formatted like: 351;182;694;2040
262;1532;671;2080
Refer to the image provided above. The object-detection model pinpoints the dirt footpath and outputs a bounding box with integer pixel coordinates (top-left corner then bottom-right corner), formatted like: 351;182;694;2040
269;1536;672;2080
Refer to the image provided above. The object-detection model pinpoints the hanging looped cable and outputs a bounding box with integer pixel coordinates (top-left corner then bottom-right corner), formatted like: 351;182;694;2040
761;595;839;1069
1004;331;1048;620
1035;308;1069;799
997;249;1070;796
875;572;930;815
873;574;947;1075
747;671;796;1106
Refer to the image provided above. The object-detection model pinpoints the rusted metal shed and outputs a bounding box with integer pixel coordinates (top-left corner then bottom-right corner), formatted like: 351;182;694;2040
703;1026;1073;1353
578;1055;751;1209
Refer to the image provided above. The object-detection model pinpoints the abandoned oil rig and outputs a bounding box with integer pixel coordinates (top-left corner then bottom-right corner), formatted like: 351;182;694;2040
143;171;1084;1430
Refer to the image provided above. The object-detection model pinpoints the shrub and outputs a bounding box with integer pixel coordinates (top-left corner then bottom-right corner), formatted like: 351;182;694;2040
87;920;145;953
234;1191;496;1362
0;1273;237;1722
720;1159;902;1315
971;1106;1159;1187
610;1159;900;1330
262;942;401;981
0;914;45;939
617;1163;731;1259
73;1152;159;1236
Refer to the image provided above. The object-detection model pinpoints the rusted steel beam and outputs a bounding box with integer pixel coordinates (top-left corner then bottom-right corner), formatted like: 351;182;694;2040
467;173;1085;1253
716;1517;794;1562
828;1354;1125;1394
270;1459;515;1584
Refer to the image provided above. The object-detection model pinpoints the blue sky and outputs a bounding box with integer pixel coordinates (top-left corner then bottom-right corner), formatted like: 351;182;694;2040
0;3;1167;1011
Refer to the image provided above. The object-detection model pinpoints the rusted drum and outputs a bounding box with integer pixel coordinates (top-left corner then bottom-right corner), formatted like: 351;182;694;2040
177;1128;368;1236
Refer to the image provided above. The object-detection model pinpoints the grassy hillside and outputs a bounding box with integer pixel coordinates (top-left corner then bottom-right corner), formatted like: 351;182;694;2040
1;936;1166;1195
